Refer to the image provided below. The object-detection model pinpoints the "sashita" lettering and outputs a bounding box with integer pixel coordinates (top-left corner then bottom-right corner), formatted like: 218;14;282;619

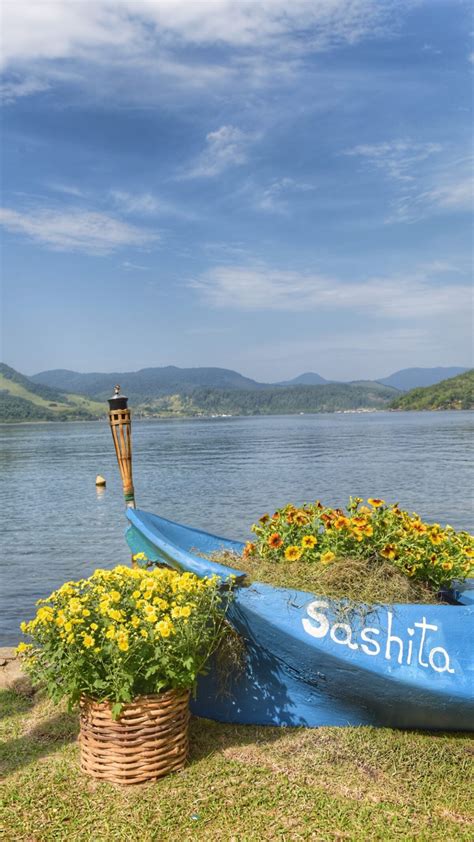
302;601;454;674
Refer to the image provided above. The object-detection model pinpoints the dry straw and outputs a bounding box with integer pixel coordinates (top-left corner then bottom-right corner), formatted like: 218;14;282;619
79;690;190;785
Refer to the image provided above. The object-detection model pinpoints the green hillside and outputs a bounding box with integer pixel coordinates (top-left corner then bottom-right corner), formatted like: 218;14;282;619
0;364;106;422
389;369;474;411
138;382;397;417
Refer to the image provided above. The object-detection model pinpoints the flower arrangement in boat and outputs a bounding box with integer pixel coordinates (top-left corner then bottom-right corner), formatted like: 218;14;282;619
17;564;229;716
245;497;474;594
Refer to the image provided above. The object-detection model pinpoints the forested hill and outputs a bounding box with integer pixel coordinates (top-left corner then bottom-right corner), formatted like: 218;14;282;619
389;370;474;411
136;383;397;417
0;364;105;422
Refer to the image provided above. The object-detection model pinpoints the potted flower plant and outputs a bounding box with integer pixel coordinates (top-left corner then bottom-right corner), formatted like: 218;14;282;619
17;562;230;785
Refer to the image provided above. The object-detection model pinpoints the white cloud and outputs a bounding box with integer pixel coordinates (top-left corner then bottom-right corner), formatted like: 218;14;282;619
344;140;442;183
0;207;158;255
190;262;471;318
1;1;406;72
183;125;254;178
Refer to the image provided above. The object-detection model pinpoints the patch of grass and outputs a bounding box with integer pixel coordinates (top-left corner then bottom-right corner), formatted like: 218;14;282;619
1;689;472;841
213;551;442;606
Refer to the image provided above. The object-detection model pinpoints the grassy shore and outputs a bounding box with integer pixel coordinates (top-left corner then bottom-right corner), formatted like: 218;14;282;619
1;685;473;842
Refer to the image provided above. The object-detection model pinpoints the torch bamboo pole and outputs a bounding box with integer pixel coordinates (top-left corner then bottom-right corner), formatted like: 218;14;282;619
108;386;136;566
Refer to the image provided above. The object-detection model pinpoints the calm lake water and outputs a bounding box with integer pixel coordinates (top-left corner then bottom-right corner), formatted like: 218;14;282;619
1;412;473;644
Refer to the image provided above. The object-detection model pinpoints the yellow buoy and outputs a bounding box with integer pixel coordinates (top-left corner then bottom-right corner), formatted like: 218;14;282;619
95;475;106;487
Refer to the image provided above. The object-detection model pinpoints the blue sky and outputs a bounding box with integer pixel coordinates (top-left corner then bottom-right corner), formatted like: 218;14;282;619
1;0;472;382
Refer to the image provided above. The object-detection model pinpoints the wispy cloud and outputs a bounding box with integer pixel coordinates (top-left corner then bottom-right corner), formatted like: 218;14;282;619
0;207;158;255
256;178;315;213
344;140;442;183
47;182;87;198
190;262;471;318
0;75;50;103
109;190;194;220
182;125;255;178
390;175;473;222
345;140;472;222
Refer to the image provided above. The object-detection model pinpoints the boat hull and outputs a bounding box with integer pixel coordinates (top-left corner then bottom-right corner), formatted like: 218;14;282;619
126;509;474;731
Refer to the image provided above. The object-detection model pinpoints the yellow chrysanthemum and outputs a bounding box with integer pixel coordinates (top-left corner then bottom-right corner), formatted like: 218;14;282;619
83;635;95;649
157;620;174;638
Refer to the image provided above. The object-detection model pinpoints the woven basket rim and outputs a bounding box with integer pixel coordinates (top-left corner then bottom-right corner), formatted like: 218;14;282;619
81;688;190;708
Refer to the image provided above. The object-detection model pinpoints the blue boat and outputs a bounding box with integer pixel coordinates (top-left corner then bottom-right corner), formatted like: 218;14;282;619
126;507;474;731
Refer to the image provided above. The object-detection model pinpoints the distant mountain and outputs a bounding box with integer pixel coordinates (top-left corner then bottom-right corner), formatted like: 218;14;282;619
378;367;469;392
32;366;264;402
277;372;331;386
390;369;474;411
0;363;105;422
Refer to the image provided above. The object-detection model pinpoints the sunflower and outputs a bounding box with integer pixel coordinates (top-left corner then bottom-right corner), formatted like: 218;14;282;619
268;533;284;549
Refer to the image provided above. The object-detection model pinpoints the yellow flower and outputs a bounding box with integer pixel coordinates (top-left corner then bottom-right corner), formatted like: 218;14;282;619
131;615;140;628
301;535;318;549
108;608;123;622
83;635;95;649
66;633;75;644
367;498;385;508
140;629;148;639
285;545;303;562
180;605;192;618
133;552;147;562
64;621;73;633
153;597;168;610
90;623;98;631
56;612;66;627
105;626;116;640
68;598;81;614
82;608;91;617
110;590;121;603
333;516;349;530
442;561;454;571
16;642;30;655
380;544;397;560
132;590;141;600
429;532;444;546
320;551;336;565
157;620;173;638
117;631;129;652
20;621;28;633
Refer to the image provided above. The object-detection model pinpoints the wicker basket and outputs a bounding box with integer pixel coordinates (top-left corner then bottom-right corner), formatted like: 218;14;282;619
79;690;190;785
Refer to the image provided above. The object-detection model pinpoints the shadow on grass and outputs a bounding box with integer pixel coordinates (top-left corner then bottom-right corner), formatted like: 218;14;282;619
188;714;289;764
0;689;78;778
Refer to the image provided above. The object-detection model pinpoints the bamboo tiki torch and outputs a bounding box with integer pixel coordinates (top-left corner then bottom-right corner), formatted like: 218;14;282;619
108;385;136;510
